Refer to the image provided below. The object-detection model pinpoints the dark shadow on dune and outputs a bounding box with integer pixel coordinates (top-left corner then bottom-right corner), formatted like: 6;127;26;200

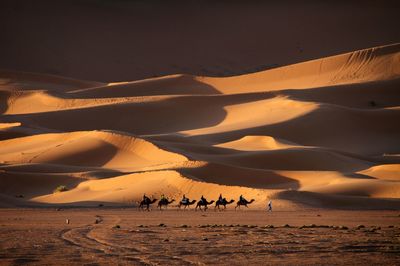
177;163;300;190
344;173;376;180
69;75;222;98
0;193;135;208
188;104;400;157
153;138;371;172
0;90;10;114
0;164;126;200
187;149;372;172
30;141;118;167
153;139;244;157
278;190;400;210
280;78;400;109
0;172;84;199
0;123;56;141
0;162;123;176
1;91;275;136
0;130;29;141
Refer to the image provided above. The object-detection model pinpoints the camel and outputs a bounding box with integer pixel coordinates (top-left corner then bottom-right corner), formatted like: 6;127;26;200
158;198;175;210
215;198;235;210
138;198;157;211
235;199;255;210
195;199;215;211
178;199;196;210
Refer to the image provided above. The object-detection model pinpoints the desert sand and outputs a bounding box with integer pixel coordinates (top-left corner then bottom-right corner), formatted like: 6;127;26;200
1;43;400;210
1;2;400;263
0;209;399;265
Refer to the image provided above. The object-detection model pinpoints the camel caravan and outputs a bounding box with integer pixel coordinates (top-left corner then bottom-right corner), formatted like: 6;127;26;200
138;193;255;211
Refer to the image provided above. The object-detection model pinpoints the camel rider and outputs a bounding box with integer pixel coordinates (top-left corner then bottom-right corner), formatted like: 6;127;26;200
239;195;244;202
181;194;188;204
201;195;206;203
218;194;223;203
143;193;150;203
160;194;166;201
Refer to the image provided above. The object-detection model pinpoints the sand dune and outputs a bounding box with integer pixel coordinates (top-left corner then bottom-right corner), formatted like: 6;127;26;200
0;131;187;171
32;170;273;209
71;74;220;98
197;43;400;94
215;135;298;151
189;104;400;156
276;170;400;199
359;164;400;181
1;44;400;209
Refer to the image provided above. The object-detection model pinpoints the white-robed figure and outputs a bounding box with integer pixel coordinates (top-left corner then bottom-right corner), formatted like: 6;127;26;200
267;200;272;212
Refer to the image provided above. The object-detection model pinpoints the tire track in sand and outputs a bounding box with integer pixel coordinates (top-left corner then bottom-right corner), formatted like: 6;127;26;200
61;214;201;265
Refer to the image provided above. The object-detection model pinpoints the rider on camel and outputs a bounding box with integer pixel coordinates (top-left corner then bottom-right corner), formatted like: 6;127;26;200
201;195;206;203
143;193;150;203
239;194;245;202
181;194;188;204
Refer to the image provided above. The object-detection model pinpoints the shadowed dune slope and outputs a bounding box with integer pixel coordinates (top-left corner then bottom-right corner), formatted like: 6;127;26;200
0;131;187;170
0;44;400;209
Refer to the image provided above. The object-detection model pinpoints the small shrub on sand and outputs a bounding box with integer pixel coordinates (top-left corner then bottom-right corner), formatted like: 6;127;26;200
53;185;68;193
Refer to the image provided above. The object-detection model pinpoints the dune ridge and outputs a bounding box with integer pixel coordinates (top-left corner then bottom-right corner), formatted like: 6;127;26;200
1;43;400;209
197;43;400;93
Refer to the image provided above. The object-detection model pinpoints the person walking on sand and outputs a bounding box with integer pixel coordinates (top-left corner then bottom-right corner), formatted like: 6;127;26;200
267;200;272;212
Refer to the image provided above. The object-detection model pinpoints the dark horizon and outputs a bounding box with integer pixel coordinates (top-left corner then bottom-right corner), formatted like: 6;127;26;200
1;0;399;82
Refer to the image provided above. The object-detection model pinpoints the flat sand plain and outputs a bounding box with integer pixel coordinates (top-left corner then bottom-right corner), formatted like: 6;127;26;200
0;208;399;265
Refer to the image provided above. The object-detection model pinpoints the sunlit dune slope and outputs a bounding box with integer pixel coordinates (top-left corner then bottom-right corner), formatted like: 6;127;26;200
215;135;298;151
197;43;400;93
